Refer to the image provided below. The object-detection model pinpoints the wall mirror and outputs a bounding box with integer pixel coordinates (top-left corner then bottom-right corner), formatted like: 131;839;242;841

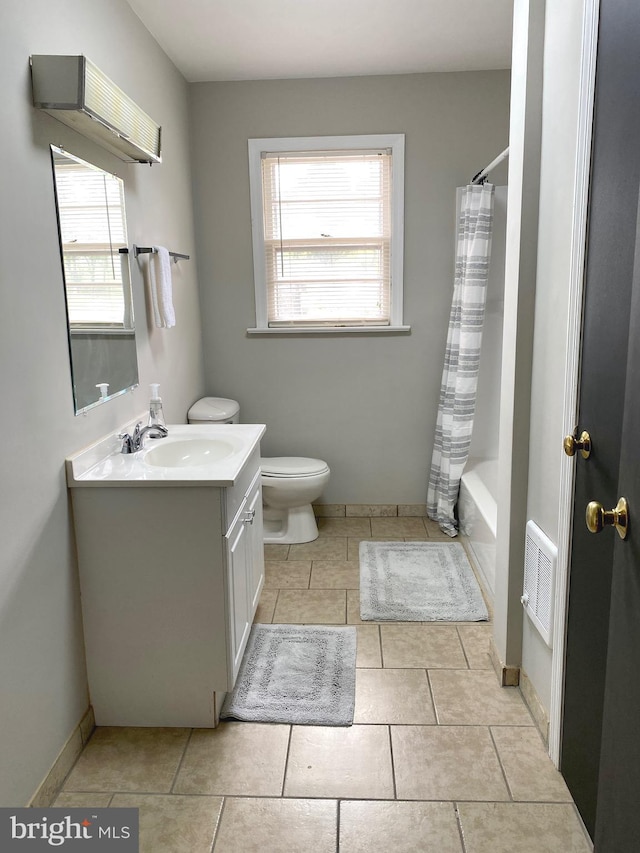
50;145;139;414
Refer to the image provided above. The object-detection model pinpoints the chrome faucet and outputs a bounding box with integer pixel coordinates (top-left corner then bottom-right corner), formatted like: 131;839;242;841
119;422;168;454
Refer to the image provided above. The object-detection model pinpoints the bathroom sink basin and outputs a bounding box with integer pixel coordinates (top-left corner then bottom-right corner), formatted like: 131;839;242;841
144;438;238;468
66;423;266;487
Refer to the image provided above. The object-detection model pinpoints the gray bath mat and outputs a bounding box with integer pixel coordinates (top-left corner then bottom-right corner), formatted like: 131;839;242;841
220;624;357;725
359;541;488;622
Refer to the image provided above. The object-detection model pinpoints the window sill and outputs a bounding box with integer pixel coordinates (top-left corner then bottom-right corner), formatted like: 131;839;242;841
70;328;135;336
246;325;411;336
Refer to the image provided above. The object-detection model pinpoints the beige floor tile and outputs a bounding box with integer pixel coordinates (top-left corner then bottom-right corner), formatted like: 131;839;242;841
371;517;428;537
457;803;592;853
264;544;290;561
348;536;370;561
429;670;533;726
213;798;337;853
392;725;510;801
310;560;360;589
424;518;456;540
57;540;585;851
317;517;372;536
264;561;311;589
381;625;468;668
111;794;223;853
346;588;370;625
254;588;278;623
491;727;572;802
457;624;493;669
355;625;382;667
53;792;113;807
288;537;348;561
272;589;346;623
339;801;463;853
173;723;289;796
62;728;190;793
284;725;394;799
354;669;435;724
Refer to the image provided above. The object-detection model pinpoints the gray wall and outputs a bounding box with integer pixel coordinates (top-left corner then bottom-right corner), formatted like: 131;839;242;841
189;72;510;504
0;0;204;805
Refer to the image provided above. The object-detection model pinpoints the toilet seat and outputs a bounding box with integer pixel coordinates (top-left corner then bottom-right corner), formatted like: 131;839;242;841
261;457;329;478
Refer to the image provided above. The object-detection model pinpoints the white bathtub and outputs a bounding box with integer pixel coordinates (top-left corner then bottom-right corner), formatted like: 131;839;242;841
458;458;497;597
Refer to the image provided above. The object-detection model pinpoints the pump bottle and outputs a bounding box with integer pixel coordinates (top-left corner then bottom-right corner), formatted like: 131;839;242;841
148;384;166;432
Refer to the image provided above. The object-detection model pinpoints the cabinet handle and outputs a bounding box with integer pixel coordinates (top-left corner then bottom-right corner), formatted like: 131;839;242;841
243;509;256;524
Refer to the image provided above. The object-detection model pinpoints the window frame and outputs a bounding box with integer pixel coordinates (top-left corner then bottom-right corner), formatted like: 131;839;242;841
247;134;408;334
51;152;133;332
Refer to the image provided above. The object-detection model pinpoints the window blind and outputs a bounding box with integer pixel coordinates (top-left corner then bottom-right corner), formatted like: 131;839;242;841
54;163;128;326
261;149;392;327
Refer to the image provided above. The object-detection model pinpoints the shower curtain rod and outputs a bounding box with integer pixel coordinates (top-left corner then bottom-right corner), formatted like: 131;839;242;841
471;146;509;184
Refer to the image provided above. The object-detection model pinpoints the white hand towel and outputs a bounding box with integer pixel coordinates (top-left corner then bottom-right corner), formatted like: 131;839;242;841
149;246;176;328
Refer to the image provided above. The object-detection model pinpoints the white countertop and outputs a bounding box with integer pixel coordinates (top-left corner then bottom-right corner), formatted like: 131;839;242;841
66;423;266;487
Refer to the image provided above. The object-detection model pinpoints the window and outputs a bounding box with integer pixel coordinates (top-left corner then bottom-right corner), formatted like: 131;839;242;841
248;135;406;332
52;156;131;328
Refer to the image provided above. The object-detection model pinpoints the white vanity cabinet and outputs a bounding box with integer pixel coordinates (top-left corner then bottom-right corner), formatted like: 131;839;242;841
68;436;265;728
225;465;264;685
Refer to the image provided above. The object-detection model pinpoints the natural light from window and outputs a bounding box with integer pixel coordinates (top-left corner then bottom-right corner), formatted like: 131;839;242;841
248;134;406;333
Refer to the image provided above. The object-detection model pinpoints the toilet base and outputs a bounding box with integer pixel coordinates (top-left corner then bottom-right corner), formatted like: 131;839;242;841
262;503;319;544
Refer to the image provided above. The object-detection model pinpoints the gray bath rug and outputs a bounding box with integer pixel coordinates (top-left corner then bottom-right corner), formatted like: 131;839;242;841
220;624;357;726
359;541;488;622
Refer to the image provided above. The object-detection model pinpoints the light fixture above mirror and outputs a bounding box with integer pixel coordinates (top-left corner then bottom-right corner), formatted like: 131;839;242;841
32;55;161;164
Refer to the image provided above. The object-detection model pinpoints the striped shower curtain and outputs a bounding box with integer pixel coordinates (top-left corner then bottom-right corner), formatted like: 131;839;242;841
427;183;495;536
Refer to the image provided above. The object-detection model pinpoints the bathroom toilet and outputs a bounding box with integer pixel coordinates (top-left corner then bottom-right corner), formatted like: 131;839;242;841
260;456;330;544
187;397;330;544
187;396;240;424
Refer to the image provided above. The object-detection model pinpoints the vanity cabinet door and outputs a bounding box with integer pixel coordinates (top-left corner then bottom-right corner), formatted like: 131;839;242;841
225;505;252;687
223;466;265;689
245;472;265;616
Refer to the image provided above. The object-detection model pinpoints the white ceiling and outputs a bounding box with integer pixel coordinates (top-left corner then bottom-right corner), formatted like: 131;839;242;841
126;0;513;83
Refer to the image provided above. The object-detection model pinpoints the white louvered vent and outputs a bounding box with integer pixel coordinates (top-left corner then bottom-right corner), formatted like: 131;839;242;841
522;520;557;648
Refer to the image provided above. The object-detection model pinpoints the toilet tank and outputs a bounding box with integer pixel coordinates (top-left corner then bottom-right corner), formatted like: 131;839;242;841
187;397;240;424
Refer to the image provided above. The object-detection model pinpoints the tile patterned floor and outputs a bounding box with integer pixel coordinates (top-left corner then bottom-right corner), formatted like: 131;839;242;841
54;517;592;852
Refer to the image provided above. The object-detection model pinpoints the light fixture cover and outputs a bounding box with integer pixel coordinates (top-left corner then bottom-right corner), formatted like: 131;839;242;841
31;55;162;164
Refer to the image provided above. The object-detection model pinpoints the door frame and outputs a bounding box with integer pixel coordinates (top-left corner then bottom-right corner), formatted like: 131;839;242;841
548;0;600;766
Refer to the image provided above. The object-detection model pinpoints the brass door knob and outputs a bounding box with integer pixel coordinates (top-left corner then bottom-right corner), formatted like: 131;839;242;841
585;497;629;539
564;430;592;459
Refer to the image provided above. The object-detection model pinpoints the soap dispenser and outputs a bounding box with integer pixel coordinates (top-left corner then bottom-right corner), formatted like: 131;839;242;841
148;384;166;432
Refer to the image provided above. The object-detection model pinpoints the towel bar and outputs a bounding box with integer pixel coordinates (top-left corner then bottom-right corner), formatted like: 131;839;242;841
121;245;190;263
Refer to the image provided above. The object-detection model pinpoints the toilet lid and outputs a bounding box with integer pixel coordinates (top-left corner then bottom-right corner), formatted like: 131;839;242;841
187;396;240;422
261;456;329;477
